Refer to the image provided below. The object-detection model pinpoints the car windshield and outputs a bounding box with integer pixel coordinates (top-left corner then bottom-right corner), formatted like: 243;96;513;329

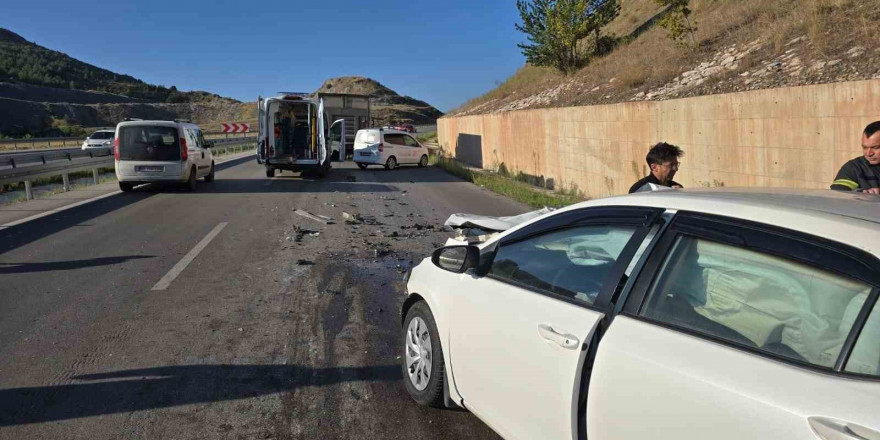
90;131;113;139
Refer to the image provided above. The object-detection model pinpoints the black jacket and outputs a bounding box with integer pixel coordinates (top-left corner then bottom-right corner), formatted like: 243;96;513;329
831;157;880;191
629;174;682;194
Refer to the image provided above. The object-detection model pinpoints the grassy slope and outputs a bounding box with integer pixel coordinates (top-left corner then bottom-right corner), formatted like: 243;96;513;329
451;0;880;115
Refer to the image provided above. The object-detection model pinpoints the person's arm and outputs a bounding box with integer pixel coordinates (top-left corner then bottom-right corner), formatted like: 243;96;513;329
830;161;859;191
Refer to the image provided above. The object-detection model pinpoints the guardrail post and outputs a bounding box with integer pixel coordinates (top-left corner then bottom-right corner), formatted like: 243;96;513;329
24;180;33;200
92;168;99;185
62;172;70;191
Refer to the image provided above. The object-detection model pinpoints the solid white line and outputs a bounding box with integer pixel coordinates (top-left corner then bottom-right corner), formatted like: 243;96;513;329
0;151;253;230
151;222;228;291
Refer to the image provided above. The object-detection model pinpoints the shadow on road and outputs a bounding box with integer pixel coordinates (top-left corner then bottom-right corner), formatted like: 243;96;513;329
0;363;402;426
0;191;157;255
0;255;154;274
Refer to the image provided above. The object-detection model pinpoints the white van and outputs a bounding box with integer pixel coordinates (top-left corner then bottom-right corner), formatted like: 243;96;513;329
257;93;345;178
353;128;429;170
114;119;214;192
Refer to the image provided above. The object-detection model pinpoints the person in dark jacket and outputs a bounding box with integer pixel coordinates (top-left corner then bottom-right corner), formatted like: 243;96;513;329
831;121;880;194
629;142;684;194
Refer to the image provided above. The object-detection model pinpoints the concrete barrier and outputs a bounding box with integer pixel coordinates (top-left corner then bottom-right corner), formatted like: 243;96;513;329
438;79;880;198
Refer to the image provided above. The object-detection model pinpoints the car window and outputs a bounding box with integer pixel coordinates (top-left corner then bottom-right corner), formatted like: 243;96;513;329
91;131;112;139
489;225;638;306
845;297;880;376
403;135;419;147
640;236;874;369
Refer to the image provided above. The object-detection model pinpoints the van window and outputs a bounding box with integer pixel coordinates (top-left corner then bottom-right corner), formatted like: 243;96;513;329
403;135;420;147
384;134;405;145
118;125;181;161
356;131;378;144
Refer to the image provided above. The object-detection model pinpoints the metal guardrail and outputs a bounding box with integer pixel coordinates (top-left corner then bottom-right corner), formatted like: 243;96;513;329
0;131;252;151
0;136;256;200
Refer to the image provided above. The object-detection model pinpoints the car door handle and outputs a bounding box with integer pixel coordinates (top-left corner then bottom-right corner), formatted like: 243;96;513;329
809;417;880;440
537;324;579;350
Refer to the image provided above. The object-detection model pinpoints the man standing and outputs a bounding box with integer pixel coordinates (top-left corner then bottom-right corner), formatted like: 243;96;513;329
831;121;880;194
629;142;684;194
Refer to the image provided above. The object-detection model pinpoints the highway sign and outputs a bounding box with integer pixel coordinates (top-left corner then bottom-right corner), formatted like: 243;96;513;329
221;123;250;133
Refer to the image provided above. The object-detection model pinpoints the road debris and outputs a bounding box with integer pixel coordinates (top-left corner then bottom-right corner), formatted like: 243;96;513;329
296;259;315;266
295;209;334;224
343;212;363;224
289;225;321;242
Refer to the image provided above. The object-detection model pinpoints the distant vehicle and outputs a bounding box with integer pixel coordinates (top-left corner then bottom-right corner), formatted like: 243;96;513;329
81;129;115;150
114;119;214;192
393;123;415;133
401;188;880;440
353;128;429;170
257;93;345;178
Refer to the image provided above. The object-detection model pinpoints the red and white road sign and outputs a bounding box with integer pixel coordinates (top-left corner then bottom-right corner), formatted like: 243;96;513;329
221;123;250;133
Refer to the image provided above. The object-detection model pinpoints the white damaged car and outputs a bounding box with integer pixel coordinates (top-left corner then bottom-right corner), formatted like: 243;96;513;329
401;188;880;440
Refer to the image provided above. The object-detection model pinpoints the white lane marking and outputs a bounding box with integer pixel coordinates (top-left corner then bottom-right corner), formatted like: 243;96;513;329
151;222;228;291
0;153;251;230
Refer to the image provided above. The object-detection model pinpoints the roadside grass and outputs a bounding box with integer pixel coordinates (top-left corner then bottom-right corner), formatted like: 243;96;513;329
430;155;584;209
416;132;438;143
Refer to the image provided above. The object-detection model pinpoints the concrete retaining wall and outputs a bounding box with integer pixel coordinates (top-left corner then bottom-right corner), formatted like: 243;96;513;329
438;79;880;198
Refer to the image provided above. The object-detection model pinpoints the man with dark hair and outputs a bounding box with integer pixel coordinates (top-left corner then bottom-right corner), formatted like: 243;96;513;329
831;121;880;194
629;142;684;194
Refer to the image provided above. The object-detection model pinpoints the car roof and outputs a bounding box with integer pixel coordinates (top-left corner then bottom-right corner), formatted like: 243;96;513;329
563;187;880;256
116;120;197;128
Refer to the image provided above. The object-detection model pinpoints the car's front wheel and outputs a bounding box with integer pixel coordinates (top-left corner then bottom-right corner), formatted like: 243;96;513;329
402;301;445;407
418;155;428;167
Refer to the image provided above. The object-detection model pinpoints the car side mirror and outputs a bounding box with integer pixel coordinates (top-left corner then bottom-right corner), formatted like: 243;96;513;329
431;245;480;273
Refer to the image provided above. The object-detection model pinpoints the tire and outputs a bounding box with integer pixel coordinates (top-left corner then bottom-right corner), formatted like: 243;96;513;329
385;156;397;171
357;163;368;170
315;164;328;178
266;167;275;178
186;167;197;191
402;301;445;407
418;155;428;168
119;182;133;192
256;156;263;165
204;163;215;182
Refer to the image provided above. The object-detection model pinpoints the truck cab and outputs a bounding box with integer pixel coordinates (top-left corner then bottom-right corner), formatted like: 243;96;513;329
257;93;345;178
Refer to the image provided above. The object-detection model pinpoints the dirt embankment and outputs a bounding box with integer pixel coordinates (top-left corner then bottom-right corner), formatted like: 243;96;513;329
315;76;443;125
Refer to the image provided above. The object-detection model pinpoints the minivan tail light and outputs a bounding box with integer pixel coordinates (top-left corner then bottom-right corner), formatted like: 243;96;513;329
180;137;188;160
378;142;384;153
113;137;119;160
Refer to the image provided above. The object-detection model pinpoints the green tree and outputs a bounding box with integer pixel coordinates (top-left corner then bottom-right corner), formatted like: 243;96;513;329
516;0;621;73
655;0;697;48
587;0;620;54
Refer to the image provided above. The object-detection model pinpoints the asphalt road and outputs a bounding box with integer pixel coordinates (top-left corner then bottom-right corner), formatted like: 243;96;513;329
0;158;526;439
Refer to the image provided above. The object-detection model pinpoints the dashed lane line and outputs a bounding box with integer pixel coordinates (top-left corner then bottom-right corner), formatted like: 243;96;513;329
151;222;228;291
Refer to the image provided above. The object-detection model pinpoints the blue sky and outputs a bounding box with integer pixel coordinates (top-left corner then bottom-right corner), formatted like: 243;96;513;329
1;0;525;112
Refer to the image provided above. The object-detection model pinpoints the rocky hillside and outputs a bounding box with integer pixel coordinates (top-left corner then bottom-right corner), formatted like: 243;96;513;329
450;0;880;116
0;28;243;137
315;76;443;125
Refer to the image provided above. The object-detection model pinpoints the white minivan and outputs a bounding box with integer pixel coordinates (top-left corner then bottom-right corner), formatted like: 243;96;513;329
353;128;429;170
114;119;214;192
